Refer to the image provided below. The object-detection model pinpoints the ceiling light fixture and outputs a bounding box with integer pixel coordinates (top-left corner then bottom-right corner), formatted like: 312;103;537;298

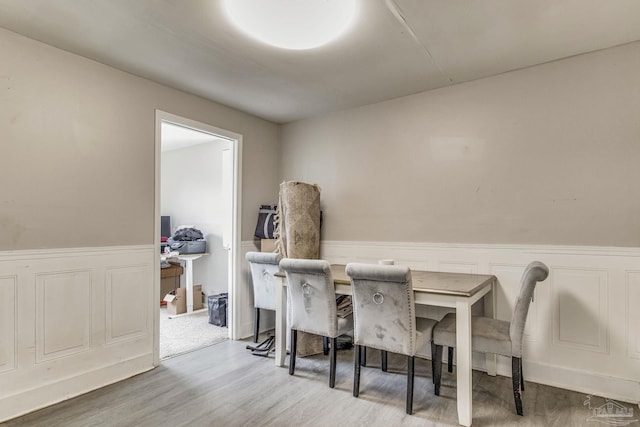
223;0;357;50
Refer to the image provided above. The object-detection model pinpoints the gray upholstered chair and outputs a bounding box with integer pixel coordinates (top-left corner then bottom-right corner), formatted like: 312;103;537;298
346;263;438;415
280;258;353;388
432;261;549;416
245;251;283;343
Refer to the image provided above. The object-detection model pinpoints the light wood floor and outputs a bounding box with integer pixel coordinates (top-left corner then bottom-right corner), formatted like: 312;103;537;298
3;338;617;426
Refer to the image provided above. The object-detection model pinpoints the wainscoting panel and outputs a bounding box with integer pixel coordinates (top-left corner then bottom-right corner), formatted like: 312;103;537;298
320;241;640;404
627;271;640;360
0;276;17;374
105;266;150;345
552;267;609;354
0;246;156;422
35;270;92;363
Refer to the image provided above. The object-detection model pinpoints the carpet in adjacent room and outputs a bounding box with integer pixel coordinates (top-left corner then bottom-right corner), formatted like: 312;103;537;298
159;307;228;359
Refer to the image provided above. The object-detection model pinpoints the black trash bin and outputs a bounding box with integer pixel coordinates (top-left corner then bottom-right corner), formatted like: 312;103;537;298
208;293;228;327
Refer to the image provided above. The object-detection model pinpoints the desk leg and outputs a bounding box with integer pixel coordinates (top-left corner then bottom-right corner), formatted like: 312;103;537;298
275;277;287;367
456;299;473;427
184;258;194;313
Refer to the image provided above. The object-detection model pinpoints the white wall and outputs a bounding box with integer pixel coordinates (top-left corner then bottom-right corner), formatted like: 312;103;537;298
161;142;230;298
280;41;640;247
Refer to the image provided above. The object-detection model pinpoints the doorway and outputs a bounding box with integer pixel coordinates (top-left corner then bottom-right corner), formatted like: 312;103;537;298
153;110;242;364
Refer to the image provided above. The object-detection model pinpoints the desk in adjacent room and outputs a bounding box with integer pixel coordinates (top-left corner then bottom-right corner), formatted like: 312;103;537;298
162;253;207;317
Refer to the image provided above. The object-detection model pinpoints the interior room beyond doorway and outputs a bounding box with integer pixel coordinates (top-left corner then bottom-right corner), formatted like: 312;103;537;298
159;121;233;359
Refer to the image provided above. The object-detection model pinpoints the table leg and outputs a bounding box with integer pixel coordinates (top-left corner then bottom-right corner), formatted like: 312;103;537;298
275;276;287;367
483;281;497;377
456;299;473;427
184;258;194;313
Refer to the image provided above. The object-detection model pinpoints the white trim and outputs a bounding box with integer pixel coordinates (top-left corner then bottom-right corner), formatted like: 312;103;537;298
1;354;153;422
0;245;154;259
524;360;640;405
154;112;162;366
230;133;243;340
322;240;640;258
154;110;243;350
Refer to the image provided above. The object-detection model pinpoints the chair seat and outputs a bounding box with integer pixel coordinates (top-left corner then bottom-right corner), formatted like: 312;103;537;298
336;314;354;338
415;317;438;358
433;313;512;357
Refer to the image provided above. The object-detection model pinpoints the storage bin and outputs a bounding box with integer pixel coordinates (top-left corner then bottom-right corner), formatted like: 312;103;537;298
208;293;228;327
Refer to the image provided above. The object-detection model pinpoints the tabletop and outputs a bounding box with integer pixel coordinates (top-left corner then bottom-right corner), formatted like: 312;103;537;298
276;264;496;297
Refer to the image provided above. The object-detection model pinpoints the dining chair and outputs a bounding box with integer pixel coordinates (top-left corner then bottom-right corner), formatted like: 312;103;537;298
245;251;283;343
432;261;549;416
346;263;438;415
280;258;353;388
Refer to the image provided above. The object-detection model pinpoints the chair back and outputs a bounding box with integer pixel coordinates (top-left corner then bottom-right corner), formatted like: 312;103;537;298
280;258;338;337
246;251;282;311
346;263;416;356
509;261;549;357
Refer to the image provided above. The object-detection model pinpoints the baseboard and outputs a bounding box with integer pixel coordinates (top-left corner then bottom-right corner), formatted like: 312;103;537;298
0;353;154;422
524;360;640;404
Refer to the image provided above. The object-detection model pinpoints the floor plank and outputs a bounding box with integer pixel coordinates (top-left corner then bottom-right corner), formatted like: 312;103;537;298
2;339;632;426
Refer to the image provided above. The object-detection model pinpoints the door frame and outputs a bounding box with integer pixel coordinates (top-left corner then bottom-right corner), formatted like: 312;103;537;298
153;110;243;365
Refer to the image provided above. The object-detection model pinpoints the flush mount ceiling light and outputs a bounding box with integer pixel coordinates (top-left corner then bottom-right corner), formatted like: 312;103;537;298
223;0;357;50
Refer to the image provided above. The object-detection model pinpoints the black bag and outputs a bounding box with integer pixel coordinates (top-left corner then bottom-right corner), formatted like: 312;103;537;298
254;204;277;239
208;293;228;327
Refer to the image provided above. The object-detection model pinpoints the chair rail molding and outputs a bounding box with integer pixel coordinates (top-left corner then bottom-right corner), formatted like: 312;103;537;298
320;240;640;404
0;245;156;422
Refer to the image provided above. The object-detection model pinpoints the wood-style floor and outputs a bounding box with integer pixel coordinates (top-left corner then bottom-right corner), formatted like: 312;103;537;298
3;338;615;426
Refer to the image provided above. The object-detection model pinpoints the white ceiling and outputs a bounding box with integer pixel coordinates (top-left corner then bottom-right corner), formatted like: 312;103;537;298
1;0;639;124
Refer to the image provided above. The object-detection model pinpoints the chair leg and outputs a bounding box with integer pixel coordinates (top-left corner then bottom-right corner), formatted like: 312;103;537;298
289;329;297;376
520;360;525;391
323;336;329;356
329;337;337;388
253;308;260;343
353;345;361;397
433;344;443;396
431;342;436;384
512;357;523;416
406;356;415;415
447;347;454;373
360;346;367;366
381;350;388;372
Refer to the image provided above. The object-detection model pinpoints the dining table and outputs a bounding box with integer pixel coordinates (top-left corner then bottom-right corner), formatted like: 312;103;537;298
274;264;497;427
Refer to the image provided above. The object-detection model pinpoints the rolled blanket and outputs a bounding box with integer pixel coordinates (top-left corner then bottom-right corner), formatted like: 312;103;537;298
276;181;323;356
276;181;321;259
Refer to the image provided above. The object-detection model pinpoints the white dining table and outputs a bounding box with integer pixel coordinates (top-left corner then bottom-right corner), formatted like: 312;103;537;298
274;264;497;427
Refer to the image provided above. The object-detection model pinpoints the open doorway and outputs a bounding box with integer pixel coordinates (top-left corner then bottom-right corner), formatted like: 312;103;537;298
153;111;242;364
